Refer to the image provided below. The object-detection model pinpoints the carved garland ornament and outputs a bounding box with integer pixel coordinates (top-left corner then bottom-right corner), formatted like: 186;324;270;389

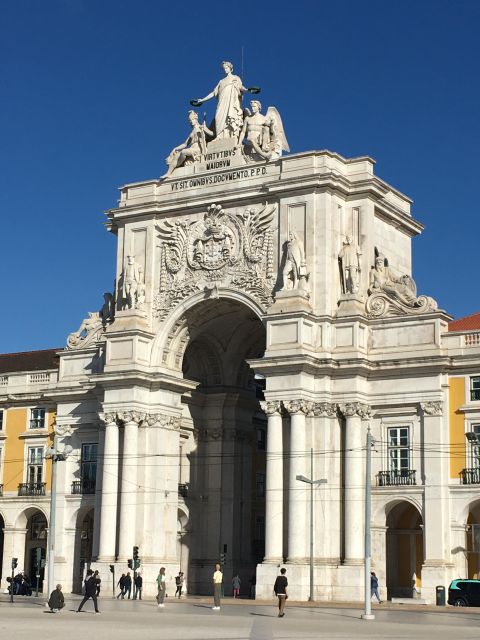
420;401;443;416
153;203;276;320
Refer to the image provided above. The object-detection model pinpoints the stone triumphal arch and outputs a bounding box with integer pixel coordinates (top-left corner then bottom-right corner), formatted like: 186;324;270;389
53;62;453;601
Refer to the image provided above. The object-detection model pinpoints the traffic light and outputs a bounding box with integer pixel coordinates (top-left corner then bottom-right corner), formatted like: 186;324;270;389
11;558;18;570
109;564;115;574
127;559;133;569
220;552;226;566
133;545;140;570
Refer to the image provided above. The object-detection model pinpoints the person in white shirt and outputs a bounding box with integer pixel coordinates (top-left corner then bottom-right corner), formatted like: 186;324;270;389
212;564;223;610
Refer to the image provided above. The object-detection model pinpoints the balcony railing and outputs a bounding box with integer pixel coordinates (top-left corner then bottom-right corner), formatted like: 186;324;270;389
460;468;480;485
178;483;189;498
71;480;96;495
376;470;416;486
18;482;46;496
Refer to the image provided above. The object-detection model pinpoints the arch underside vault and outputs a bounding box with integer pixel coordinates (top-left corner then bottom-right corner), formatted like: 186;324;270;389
176;297;267;594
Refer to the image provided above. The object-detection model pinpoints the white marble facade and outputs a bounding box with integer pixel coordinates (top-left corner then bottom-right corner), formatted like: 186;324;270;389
29;139;473;604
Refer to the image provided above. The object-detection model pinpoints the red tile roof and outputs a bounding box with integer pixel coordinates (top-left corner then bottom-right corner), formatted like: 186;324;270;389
448;312;480;332
0;348;61;374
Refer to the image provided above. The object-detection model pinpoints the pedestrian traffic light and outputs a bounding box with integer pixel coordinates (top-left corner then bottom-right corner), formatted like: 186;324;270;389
11;558;18;570
127;559;133;569
220;552;226;565
133;546;140;570
109;564;115;573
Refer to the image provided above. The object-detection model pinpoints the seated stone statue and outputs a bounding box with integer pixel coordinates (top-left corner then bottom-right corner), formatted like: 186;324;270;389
67;312;103;350
239;100;289;162
164;111;213;177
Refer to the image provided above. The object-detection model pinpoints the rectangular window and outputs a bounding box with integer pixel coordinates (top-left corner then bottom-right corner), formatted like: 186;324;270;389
471;377;480;401
256;428;266;451
470;424;480;468
387;427;410;476
256;472;266;498
29;408;45;429
81;443;98;482
0;410;3;430
27;446;43;485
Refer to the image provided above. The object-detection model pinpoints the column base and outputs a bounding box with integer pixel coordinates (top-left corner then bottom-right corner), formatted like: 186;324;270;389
96;555;116;563
263;557;284;564
342;558;364;566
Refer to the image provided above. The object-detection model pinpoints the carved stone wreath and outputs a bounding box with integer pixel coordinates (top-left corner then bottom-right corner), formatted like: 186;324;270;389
153;203;276;321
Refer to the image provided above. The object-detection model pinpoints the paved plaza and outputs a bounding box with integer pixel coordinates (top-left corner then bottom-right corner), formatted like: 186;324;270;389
1;596;479;639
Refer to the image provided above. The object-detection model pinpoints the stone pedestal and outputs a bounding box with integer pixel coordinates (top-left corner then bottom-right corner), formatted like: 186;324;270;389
270;289;311;314
336;293;365;317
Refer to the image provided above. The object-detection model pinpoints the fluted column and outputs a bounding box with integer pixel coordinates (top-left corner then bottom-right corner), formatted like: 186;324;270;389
98;413;119;561
118;411;141;560
260;400;284;562
339;402;370;564
284;399;313;562
92;425;105;559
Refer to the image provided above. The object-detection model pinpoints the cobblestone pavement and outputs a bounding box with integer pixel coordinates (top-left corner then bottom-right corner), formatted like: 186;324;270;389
1;595;479;639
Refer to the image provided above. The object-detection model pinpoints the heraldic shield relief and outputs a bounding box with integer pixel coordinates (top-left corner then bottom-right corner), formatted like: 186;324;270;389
154;203;276;320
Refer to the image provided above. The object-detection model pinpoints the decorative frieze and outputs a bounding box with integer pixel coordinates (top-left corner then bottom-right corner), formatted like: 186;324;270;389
312;402;338;417
420;401;443;416
338;402;371;419
282;399;314;416
260;400;282;416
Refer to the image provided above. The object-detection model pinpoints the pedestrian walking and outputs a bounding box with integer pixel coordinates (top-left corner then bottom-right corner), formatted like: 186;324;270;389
232;574;241;598
124;572;132;599
47;584;65;613
273;568;288;618
156;567;166;607
116;573;126;599
175;571;184;598
249;573;256;599
370;572;382;603
134;573;143;600
94;570;101;596
212;563;223;610
77;569;100;613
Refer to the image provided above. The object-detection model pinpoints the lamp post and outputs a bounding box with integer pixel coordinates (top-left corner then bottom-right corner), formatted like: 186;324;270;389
296;448;327;602
45;435;72;596
361;425;375;621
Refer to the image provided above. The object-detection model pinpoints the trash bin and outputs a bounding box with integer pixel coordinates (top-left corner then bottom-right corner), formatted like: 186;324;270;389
436;585;446;606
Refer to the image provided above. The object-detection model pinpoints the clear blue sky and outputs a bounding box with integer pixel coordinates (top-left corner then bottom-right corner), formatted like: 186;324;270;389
2;0;479;353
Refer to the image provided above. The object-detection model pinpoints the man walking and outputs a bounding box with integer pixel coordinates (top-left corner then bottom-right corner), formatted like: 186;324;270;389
116;573;126;599
124;572;132;599
77;569;100;613
134;573;143;600
212;563;223;610
273;568;288;618
175;571;184;598
371;572;382;603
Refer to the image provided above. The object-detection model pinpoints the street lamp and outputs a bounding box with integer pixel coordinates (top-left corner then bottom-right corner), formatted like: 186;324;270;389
296;448;327;602
45;436;72;596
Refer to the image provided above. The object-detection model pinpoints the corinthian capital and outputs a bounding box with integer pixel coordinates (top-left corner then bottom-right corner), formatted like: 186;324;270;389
283;399;314;416
338;402;371;419
312;402;338;417
260;400;282;416
102;412;118;425
420;401;443;416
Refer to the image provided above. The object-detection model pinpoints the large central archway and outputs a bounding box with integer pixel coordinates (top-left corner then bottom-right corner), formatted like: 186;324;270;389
179;297;266;595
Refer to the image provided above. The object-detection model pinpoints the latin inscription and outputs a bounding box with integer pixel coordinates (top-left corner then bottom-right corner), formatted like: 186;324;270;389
171;166;268;191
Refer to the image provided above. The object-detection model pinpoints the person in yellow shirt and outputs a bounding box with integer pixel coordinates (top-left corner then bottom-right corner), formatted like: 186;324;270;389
212;563;223;610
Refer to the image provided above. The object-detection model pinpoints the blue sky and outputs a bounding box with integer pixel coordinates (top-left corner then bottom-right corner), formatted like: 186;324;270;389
2;0;479;353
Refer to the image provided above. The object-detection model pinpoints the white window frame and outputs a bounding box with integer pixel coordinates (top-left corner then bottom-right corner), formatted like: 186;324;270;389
81;442;98;483
23;442;45;486
29;407;46;430
465;417;480;469
380;416;418;480
470;376;480;402
387;426;411;475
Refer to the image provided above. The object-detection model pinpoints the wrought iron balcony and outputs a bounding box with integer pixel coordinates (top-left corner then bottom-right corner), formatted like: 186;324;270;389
178;483;189;498
71;479;96;495
460;468;480;485
18;482;46;496
376;470;416;487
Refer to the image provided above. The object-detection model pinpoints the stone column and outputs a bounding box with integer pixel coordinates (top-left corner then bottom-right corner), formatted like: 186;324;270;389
339;402;370;564
420;401;450;598
98;413;119;561
92;425;105;560
118;411;141;560
284;399;313;562
260;400;283;563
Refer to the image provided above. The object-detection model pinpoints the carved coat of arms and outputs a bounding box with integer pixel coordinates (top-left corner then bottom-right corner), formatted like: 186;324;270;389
153;203;276;320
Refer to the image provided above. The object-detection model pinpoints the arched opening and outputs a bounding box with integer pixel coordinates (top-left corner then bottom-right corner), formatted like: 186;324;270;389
24;511;47;593
180;298;266;595
72;509;95;593
466;501;480;578
386;501;423;599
